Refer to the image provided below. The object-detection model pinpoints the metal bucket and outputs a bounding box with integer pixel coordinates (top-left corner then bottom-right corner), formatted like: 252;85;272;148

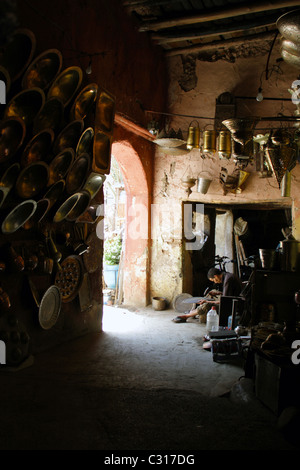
280;240;300;271
152;296;167;311
259;249;277;270
197;176;212;194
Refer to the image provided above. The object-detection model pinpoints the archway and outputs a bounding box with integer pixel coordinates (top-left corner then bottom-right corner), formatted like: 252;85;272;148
111;138;150;307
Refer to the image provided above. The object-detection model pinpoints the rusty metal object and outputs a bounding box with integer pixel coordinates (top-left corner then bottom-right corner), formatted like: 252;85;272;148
53;119;84;154
70;83;98;121
4;87;45;126
48;66;83;107
22;49;63;90
33;97;64;134
21;128;54;167
0;29;36;82
16;161;49;198
65;152;90;194
0;117;26;163
48;147;75;186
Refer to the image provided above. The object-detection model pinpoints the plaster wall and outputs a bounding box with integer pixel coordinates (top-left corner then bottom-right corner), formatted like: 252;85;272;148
151;42;300;303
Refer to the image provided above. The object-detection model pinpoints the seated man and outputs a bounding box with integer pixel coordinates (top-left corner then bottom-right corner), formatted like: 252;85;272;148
172;267;242;323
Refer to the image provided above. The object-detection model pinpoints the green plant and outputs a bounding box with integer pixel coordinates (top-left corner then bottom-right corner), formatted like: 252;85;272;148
104;236;122;265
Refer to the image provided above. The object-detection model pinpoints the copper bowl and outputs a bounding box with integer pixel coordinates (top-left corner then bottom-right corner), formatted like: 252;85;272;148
48;148;75;186
70;83;98;121
0;29;36;82
47;66;83;107
76;127;94;157
65;153;90;194
4;87;45;127
0;117;26;163
33;97;64;134
15;161;49;199
43;179;65;209
2;199;37;234
22;49;63;90
92;130;112;173
53;119;84;154
21;128;55;167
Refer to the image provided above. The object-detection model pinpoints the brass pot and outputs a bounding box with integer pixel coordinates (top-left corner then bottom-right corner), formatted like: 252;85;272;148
203;130;217;153
65;153;90;194
70;83;98;121
20;128;55;167
47;66;83;107
0;117;26;163
277;9;300;43
48;147;75;186
4;87;45;127
1;199;37;234
53;119;84;154
0;29;36;82
16;161;49;198
33;97;64;134
22;49;63;90
218;130;231;158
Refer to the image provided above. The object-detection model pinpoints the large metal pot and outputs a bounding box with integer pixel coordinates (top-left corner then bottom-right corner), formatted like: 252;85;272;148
70;83;98;121
47;66;83;107
4;87;45;127
53;119;84;154
16;161;49;198
280;240;300;272
1;200;37;234
65;153;90;194
48;147;75;186
20;128;55;167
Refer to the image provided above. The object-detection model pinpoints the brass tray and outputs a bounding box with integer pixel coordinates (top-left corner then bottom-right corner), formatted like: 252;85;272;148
96;88;115;134
22;49;63;90
92;130;112;174
38;285;62;329
48;66;83;107
71;83;98;121
55;255;84;303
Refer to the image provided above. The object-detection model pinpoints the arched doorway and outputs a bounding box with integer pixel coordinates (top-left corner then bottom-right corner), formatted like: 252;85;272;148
110;138;151;307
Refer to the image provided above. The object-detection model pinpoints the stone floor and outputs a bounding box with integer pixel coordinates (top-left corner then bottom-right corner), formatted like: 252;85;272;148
0;304;297;451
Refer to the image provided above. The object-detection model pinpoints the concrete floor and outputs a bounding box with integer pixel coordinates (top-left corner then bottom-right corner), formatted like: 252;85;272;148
0;304;297;450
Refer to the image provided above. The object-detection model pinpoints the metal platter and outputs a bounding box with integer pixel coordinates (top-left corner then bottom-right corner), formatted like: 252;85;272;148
2;199;37;234
0;29;36;82
92;130;112;174
4;87;45;127
15;161;49;199
21;128;55;167
76;127;94;157
48;147;75;186
96;88;115;134
38;285;62;329
22;49;63;90
48;66;83;107
173;293;196;313
33;97;64;134
53;119;84;155
54;255;84;303
0;117;26;164
70;83;98;121
65;152;90;194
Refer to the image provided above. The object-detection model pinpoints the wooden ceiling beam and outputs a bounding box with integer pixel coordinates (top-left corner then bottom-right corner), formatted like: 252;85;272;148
165;30;277;57
139;0;300;31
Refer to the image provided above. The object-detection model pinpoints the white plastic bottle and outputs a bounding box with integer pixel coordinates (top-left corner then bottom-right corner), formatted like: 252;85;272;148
206;306;219;333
